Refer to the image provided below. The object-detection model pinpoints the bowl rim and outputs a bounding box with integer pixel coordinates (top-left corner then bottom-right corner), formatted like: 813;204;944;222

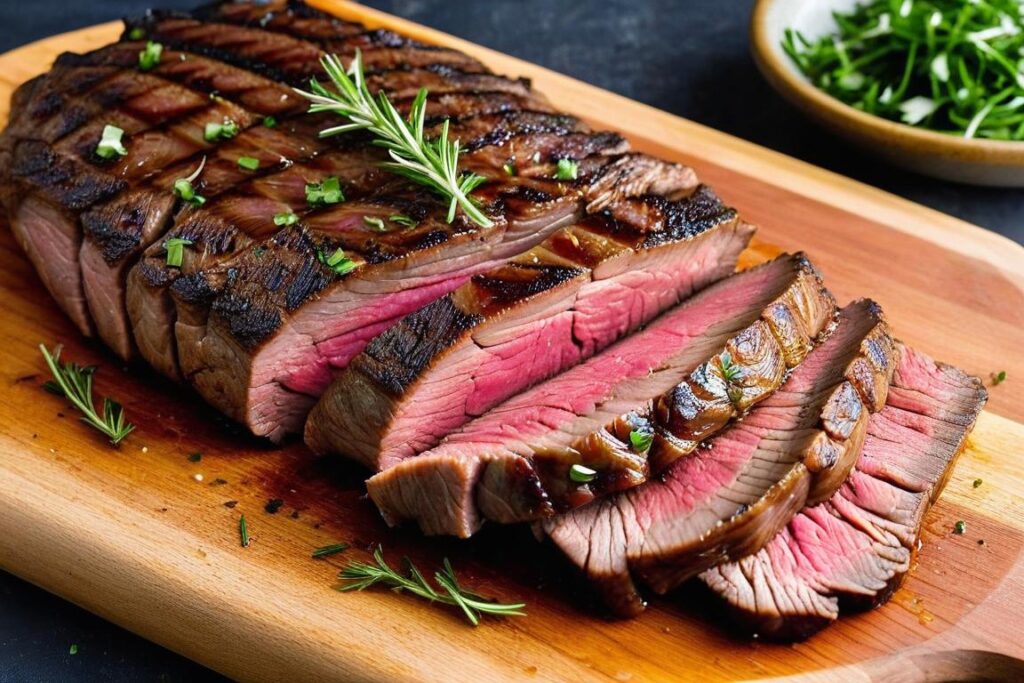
750;0;1024;157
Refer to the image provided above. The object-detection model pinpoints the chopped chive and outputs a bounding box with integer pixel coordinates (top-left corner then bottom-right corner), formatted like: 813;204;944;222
237;155;260;171
273;211;299;226
629;429;653;453
317;247;358;276
569;463;598;483
69;644;79;656
262;115;277;128
163;237;193;268
312;542;350;558
128;26;146;40
95;124;128;160
138;41;162;71
363;216;387;232
204;117;240;142
173;158;207;207
992;370;1007;385
239;514;250;547
554;158;578;180
388;214;418;228
953;520;967;535
305;176;344;206
502;161;517;176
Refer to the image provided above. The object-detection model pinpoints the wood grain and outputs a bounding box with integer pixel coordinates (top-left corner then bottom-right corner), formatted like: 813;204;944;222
1;5;1023;681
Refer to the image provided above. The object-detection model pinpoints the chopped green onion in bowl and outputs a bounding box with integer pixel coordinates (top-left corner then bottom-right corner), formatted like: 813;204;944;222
783;0;1024;140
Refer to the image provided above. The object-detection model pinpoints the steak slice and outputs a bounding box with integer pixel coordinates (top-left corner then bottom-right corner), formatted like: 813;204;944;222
701;345;986;640
366;254;828;538
544;300;896;616
304;176;754;468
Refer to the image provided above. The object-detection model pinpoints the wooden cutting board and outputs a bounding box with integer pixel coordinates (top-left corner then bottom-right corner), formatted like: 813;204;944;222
1;2;1023;680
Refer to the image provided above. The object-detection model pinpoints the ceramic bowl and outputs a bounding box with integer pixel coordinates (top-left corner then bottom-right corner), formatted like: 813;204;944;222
751;0;1024;186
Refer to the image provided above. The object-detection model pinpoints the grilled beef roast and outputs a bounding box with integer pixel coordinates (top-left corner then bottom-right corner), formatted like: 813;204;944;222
544;300;896;616
1;0;752;441
305;187;754;468
366;254;829;537
702;345;986;640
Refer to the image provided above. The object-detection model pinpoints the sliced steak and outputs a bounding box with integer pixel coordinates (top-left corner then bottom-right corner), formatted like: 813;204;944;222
366;254;828;538
544;300;896;616
304;175;755;468
701;345;986;640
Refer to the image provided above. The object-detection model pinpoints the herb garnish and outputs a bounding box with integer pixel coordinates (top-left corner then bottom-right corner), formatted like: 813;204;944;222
262;115;277;128
502;161;517;176
363;216;387;232
954;520;967;535
569;463;598;483
264;498;284;514
39;344;134;445
312;542;350;558
317;247;358;276
273;211;299;226
95;124;127;160
972;478;983;488
173;158;207;207
629;429;653;453
296;51;492;227
239;514;250;547
555;158;578;180
128;26;146;41
992;370;1007;385
719;351;741;382
388;214;418;228
138;41;162;71
338;547;525;626
305;176;344;206
69;644;79;656
164;237;193;268
783;0;1024;139
237;155;260;171
204;117;239;142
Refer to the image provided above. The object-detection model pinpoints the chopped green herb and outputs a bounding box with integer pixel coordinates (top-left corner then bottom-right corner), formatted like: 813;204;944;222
173;158;207;207
203;117;240;142
163;237;193;268
264;498;284;514
95;124;127;160
363;215;387;232
569;463;598;483
388;214;418;228
992;370;1007;385
972;478;983;488
296;51;492;228
69;644;79;656
312;542;350;558
262;115;277;128
239;514;250;547
555;158;578;180
338;547;525;626
39;344;134;446
305;176;344;206
317;247;358;276
237;155;260;171
188;452;202;463
502;161;517;176
128;26;146;40
782;0;1024;140
138;41;162;71
629;429;653;453
273;212;299;226
954;520;967;535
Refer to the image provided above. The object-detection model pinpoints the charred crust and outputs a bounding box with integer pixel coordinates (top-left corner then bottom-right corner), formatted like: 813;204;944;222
211;292;282;348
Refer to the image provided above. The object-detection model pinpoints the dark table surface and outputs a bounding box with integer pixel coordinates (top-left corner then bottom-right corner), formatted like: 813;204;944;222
1;1;1022;681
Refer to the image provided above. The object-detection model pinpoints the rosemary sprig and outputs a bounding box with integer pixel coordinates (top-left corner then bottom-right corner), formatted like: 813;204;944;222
296;51;492;228
312;542;350;558
39;344;134;445
338;547;525;626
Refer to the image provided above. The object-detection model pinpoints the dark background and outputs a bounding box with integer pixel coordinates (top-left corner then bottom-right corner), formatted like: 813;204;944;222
1;1;1021;681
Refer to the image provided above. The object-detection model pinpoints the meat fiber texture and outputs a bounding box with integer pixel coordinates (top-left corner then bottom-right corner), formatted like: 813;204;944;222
304;190;754;469
366;254;835;538
543;299;896;616
700;344;986;640
0;0;755;442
